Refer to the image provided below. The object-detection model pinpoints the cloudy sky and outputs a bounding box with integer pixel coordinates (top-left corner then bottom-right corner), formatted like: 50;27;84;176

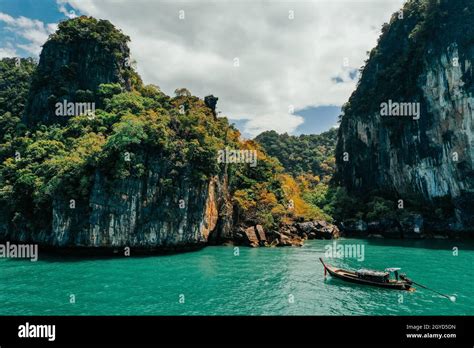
0;0;405;137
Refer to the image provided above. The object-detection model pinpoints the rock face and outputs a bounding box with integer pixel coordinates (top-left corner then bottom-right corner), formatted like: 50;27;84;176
340;220;368;236
335;1;474;233
235;225;267;247
1;162;233;252
23;17;132;126
234;220;339;248
273;231;304;247
242;226;260;247
204;95;218;117
294;220;340;240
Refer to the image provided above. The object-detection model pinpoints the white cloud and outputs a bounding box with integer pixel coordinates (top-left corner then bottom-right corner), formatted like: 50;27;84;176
4;0;406;136
0;12;57;56
57;0;78;19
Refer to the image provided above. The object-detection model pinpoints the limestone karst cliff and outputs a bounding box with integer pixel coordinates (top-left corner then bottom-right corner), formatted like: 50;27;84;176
335;0;474;234
1;17;234;251
0;16;339;252
24;17;135;126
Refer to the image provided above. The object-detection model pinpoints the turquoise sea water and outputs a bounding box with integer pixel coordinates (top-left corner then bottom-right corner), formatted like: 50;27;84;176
1;238;473;315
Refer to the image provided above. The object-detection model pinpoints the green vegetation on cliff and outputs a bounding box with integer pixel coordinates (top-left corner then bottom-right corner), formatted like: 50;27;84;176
0;78;236;230
253;129;337;223
0;58;36;118
342;0;474;120
0;16;331;235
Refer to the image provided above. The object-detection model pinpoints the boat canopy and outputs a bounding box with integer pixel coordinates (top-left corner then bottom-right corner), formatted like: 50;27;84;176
385;268;401;272
356;269;389;277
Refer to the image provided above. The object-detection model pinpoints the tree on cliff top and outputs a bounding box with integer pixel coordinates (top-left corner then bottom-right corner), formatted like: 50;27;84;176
48;16;130;49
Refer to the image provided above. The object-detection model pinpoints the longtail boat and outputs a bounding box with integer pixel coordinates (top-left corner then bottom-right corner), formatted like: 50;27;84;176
319;258;415;291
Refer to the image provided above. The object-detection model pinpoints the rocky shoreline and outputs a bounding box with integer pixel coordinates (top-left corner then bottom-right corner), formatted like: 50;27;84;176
0;219;341;255
233;220;340;248
340;217;474;239
3;214;470;257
